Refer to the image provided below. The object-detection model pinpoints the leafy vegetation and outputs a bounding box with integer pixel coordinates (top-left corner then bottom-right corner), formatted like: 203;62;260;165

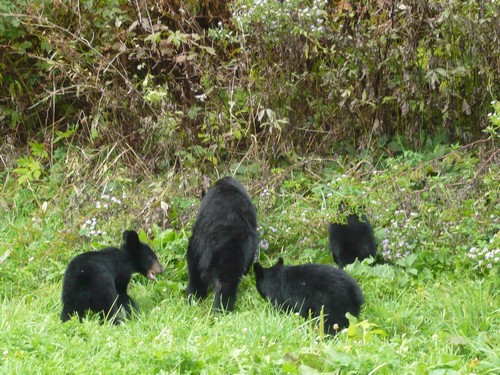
0;0;498;373
1;0;499;167
1;140;498;373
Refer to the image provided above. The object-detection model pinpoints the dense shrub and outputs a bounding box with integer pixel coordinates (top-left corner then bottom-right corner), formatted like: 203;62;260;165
0;0;498;168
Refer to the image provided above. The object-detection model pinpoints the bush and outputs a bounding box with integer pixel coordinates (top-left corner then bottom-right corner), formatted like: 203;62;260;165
1;0;498;168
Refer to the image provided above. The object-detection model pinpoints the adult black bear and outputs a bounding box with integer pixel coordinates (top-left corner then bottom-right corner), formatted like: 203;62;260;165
61;230;164;324
329;212;377;268
254;258;364;333
186;176;258;311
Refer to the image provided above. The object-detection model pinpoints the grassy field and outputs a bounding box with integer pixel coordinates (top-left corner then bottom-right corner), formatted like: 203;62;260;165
0;146;498;374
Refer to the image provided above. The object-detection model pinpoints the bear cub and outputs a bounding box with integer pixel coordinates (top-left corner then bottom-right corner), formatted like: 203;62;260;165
254;257;364;333
329;211;377;268
186;176;258;311
61;230;164;324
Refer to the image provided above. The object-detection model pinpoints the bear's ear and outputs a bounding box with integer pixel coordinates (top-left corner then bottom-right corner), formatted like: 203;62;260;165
123;230;140;247
253;263;263;277
277;257;284;266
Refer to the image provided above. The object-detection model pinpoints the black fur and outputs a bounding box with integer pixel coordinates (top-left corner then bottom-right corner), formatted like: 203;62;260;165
254;258;364;333
186;176;258;311
329;213;377;268
61;230;164;324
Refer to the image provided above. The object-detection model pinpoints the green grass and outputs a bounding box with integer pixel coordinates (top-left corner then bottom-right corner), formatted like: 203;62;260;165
0;147;499;374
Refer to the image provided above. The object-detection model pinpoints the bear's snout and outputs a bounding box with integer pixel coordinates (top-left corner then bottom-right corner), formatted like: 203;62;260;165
147;261;164;280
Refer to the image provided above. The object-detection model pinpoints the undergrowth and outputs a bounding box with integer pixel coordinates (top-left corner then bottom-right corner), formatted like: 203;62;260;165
0;143;498;374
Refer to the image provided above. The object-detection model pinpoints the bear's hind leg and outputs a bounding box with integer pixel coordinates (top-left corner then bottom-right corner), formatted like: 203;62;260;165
213;279;238;312
60;308;75;322
186;277;208;302
186;260;209;302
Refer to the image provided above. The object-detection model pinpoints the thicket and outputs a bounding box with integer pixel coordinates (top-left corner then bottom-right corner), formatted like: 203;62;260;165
1;0;499;169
